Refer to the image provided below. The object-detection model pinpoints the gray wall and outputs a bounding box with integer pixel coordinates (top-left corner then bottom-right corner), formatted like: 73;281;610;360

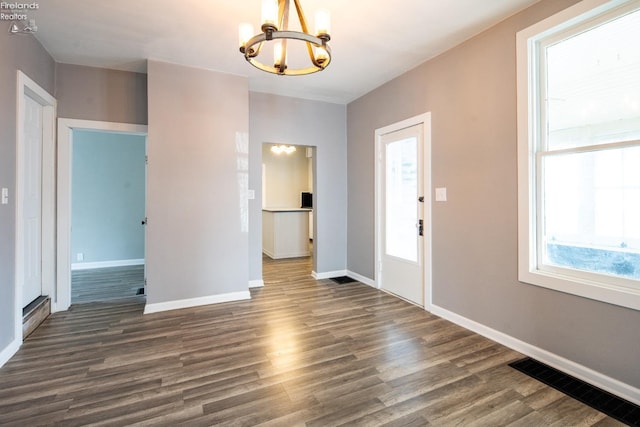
72;131;146;265
147;61;249;304
55;63;147;124
249;93;347;280
0;33;55;356
347;0;640;388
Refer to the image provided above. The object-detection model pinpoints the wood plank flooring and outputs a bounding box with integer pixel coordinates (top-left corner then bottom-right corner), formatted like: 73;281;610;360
72;265;145;304
0;256;625;426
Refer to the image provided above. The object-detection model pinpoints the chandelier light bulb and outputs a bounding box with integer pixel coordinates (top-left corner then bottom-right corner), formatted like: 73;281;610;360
238;23;255;49
262;0;279;31
274;40;287;68
314;46;329;64
315;9;331;39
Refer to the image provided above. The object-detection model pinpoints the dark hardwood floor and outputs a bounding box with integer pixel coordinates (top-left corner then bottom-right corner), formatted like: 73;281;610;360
0;256;624;426
72;265;145;304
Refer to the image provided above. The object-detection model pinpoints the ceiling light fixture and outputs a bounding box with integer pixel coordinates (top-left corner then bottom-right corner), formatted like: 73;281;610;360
239;0;331;76
271;145;297;154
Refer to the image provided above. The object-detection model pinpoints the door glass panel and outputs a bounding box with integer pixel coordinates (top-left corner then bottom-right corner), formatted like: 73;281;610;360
385;137;418;262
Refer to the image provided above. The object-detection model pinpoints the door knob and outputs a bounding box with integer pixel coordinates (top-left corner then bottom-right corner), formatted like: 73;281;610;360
141;217;147;225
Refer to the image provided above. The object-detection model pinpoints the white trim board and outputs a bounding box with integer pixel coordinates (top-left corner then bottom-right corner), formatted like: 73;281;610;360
431;304;640;406
0;338;21;368
144;291;251;314
71;259;145;271
346;270;376;288
249;280;264;288
312;270;347;280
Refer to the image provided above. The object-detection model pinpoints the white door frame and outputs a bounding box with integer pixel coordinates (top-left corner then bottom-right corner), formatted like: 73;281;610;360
375;112;432;311
15;71;56;342
57;119;148;312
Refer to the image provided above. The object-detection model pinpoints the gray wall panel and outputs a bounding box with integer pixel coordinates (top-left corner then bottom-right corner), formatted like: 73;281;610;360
346;0;640;388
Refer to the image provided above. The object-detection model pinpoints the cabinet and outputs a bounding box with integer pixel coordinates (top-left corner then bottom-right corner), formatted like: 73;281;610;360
262;209;311;259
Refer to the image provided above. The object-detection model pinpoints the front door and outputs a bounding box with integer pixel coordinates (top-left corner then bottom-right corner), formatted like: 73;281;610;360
379;124;424;306
22;94;43;307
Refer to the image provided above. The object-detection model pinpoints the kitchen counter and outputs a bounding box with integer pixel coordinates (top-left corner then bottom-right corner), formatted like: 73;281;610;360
262;209;311;259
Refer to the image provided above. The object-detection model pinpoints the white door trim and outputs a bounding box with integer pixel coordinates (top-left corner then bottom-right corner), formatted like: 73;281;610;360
375;113;432;311
57;119;148;312
15;71;56;343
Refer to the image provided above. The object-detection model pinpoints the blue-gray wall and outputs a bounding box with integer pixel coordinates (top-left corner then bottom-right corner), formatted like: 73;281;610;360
72;131;146;266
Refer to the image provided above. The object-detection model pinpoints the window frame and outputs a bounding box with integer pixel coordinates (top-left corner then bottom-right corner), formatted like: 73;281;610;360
517;0;640;310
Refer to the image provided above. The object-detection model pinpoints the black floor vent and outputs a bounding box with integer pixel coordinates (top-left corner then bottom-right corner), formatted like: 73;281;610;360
509;357;640;426
330;276;357;284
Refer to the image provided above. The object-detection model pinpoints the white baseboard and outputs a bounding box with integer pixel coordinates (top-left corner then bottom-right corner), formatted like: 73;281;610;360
347;270;376;288
312;270;347;280
0;338;21;368
249;280;264;288
143;291;251;314
262;249;311;260
71;258;145;270
431;304;640;406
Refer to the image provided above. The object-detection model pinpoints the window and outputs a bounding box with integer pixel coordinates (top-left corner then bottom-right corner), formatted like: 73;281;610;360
517;0;640;310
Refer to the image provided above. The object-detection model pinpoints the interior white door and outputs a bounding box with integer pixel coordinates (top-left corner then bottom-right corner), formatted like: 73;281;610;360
22;94;44;307
380;124;424;306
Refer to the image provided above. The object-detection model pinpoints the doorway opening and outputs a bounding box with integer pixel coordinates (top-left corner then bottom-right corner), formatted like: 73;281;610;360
70;130;147;304
57;119;148;311
261;143;315;283
375;113;432;310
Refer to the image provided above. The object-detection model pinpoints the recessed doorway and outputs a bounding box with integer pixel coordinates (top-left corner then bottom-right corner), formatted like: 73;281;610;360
57;119;148;311
261;143;315;282
70;130;147;304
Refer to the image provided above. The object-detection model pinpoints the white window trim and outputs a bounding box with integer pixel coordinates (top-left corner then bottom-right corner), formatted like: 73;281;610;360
517;0;640;311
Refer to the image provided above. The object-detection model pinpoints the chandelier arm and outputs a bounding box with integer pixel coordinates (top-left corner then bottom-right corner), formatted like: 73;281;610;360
278;0;290;73
245;40;264;59
305;40;318;66
292;0;310;34
278;0;287;30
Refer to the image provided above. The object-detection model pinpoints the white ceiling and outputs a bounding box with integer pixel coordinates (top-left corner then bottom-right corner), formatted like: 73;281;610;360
31;0;541;104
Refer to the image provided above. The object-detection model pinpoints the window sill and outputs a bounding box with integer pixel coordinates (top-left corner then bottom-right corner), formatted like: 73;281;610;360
519;268;640;311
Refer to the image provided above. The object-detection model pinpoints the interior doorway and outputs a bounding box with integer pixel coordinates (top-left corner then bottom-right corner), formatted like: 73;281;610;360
261;143;315;282
70;130;147;303
57;119;148;311
375;113;432;310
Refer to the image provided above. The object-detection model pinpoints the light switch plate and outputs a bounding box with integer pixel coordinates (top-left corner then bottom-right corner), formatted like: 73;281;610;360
435;187;447;202
1;188;8;205
247;189;255;200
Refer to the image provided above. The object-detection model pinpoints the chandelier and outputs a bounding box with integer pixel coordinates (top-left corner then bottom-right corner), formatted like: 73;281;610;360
238;0;331;76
